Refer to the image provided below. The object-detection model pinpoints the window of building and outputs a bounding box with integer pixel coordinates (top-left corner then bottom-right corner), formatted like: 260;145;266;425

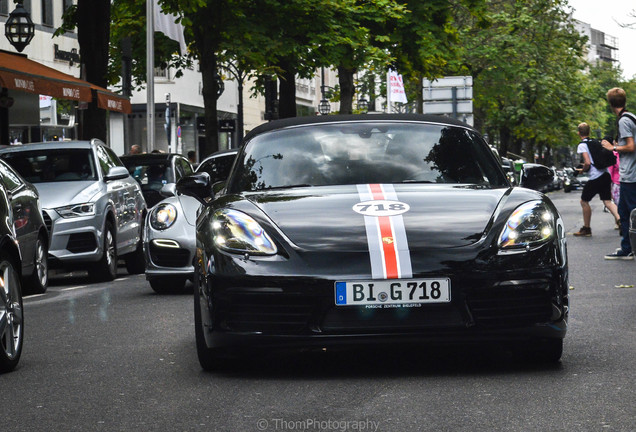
154;67;169;79
22;0;32;13
0;0;9;16
42;0;53;26
63;0;73;12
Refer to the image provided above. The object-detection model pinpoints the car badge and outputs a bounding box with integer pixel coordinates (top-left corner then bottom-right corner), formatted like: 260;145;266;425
382;237;394;245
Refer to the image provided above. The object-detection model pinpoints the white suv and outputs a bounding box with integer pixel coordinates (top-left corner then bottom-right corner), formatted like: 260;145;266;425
0;139;147;281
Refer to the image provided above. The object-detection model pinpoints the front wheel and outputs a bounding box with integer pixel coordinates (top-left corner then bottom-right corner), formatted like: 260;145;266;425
91;221;117;282
24;235;48;294
0;255;24;373
125;240;146;275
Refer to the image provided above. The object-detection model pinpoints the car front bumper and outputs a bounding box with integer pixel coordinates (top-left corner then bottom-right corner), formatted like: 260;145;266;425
144;218;195;281
198;246;569;352
43;209;104;264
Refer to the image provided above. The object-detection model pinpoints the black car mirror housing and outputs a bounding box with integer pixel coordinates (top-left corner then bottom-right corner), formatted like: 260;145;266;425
176;172;213;205
519;163;554;191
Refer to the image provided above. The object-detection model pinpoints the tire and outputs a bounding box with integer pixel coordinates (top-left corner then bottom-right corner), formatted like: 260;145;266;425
24;234;48;294
149;277;187;294
193;271;226;371
0;255;24;373
91;221;117;282
125;241;146;275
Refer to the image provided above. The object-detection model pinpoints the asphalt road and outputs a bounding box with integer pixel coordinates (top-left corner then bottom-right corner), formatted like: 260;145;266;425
1;190;634;432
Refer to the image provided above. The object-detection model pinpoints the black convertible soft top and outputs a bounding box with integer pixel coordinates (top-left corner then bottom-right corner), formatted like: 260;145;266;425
243;113;476;143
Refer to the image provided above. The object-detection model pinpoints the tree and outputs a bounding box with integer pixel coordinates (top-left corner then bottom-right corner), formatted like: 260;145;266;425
56;1;111;141
451;0;588;161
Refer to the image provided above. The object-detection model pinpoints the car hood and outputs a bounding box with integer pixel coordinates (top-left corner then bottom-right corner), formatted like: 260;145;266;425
34;181;103;209
242;184;510;251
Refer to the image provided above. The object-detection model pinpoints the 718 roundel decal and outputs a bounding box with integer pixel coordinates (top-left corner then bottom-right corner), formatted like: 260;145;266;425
353;199;410;216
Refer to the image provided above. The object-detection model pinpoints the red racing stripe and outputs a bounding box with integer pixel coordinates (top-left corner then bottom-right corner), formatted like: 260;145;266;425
369;184;399;279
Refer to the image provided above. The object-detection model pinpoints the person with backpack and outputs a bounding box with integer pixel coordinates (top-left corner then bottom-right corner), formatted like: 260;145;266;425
601;87;636;260
573;122;620;237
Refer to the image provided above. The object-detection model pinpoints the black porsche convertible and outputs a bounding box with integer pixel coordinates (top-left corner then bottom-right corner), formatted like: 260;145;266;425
178;114;568;370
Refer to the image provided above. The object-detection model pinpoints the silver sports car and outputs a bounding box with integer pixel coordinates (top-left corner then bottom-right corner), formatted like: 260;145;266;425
143;149;238;293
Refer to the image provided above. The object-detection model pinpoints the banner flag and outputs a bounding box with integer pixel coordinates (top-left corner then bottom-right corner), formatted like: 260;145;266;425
153;0;187;54
389;70;408;104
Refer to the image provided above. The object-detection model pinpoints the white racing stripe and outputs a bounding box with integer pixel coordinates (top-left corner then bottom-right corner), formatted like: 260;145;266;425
356;184;413;279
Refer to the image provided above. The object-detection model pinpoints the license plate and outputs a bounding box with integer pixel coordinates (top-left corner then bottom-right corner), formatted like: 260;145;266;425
334;278;451;306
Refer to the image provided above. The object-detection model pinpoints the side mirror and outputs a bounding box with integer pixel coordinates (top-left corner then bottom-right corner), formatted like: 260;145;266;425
176;172;212;205
519;163;553;191
160;183;176;198
104;166;129;181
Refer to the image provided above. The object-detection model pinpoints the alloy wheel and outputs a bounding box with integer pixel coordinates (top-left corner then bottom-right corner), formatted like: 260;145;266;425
0;260;23;361
105;229;116;275
34;238;48;288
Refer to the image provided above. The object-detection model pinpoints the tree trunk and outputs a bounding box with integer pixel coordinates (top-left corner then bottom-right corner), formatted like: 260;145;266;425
190;6;221;158
338;65;355;115
499;125;511;157
416;76;423;114
199;51;220;158
77;0;110;142
278;59;297;119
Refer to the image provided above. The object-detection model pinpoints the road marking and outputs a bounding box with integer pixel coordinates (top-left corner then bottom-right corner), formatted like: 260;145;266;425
61;285;88;291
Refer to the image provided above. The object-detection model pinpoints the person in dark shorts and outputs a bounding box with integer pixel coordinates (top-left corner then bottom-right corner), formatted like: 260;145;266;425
573;122;620;237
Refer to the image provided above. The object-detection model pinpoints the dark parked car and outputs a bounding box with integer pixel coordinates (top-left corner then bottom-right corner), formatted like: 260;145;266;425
0;159;49;294
120;153;194;208
141;149;238;293
0;179;23;373
178;114;568;370
563;168;587;193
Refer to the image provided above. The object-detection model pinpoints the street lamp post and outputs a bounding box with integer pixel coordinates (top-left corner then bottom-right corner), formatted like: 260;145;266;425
319;67;332;115
4;2;35;53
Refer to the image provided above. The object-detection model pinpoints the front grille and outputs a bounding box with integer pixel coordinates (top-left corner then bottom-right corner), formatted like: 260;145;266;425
149;243;190;267
42;211;52;237
321;304;463;332
66;232;98;253
220;293;316;334
466;284;552;327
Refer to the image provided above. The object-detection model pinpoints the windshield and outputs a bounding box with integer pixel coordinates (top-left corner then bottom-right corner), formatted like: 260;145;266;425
0;149;98;183
229;122;509;193
122;161;174;186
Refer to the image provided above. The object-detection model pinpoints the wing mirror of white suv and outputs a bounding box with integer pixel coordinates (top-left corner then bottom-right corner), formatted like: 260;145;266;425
104;166;130;182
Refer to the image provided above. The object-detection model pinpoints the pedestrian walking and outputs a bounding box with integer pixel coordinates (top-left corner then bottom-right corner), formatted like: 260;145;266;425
573;122;620;237
129;144;142;155
608;151;620;229
601;87;636;260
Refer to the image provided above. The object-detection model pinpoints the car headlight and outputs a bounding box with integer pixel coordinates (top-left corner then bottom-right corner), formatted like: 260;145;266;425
498;200;554;249
55;203;95;218
150;203;177;230
212;209;277;255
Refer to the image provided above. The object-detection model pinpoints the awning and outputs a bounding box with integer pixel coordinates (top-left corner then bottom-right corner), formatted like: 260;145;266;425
0;51;131;114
